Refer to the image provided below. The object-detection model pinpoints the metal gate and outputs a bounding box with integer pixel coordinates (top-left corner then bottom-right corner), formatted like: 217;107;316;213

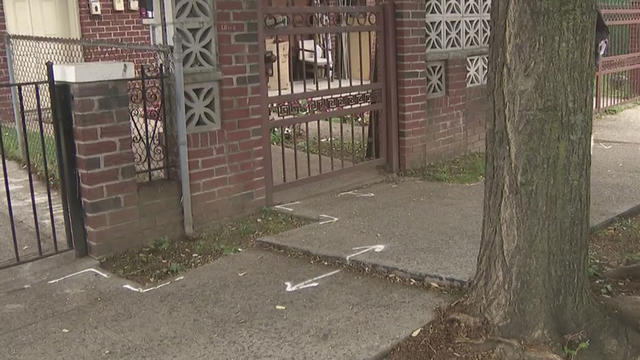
258;2;398;201
0;64;77;269
595;1;640;110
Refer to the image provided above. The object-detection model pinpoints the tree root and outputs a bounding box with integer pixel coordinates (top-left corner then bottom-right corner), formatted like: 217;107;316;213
603;296;640;331
446;312;484;329
465;337;563;360
604;264;640;280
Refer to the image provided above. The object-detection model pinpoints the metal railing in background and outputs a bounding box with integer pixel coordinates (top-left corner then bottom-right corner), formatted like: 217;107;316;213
595;1;640;110
4;34;174;182
128;63;172;182
0;77;73;269
259;2;391;196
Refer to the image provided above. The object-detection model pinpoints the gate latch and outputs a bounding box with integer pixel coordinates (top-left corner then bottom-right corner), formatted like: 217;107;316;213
264;51;277;77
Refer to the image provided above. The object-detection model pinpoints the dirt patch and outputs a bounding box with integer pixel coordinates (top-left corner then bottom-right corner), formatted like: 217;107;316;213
389;215;640;359
389;301;493;360
401;152;485;184
100;209;311;285
590;215;640;297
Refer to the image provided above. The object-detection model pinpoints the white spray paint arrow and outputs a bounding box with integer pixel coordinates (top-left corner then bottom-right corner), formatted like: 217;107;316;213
123;276;184;294
338;190;375;198
48;268;110;284
284;270;341;292
346;245;386;262
274;201;301;212
318;214;338;225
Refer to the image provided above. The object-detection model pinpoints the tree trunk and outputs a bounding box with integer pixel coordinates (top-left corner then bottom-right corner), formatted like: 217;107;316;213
469;0;598;341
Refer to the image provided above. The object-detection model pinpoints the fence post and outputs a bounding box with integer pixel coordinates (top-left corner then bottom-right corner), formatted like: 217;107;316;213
384;1;400;173
173;35;194;236
47;62;87;256
595;73;601;111
5;35;27;160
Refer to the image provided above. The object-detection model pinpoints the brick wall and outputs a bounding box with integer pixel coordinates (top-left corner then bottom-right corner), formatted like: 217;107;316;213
424;58;486;162
78;0;154;64
393;1;486;167
79;0;150;43
394;0;429;169
68;78;181;257
187;0;265;226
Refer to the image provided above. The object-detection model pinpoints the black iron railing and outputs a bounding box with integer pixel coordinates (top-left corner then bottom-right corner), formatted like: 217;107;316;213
128;64;171;182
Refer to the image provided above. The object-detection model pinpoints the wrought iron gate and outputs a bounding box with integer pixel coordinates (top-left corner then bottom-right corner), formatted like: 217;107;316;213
595;2;640;110
258;2;397;200
0;64;76;269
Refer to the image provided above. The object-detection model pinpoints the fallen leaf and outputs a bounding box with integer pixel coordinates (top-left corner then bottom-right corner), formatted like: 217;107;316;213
275;305;286;310
411;328;422;337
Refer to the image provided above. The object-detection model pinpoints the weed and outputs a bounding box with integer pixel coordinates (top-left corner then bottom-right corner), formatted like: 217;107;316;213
1;125;59;186
271;128;283;145
600;283;614;296
563;340;589;360
403;152;485;184
101;209;311;284
587;256;601;278
623;252;640;265
153;236;170;251
169;262;183;274
220;245;241;255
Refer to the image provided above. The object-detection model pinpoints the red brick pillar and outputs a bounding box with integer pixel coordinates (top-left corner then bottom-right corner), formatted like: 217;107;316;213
395;1;429;169
55;62;141;257
184;0;264;225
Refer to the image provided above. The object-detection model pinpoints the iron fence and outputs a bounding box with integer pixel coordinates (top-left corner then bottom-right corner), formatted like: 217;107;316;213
0;79;71;268
127;64;172;181
4;34;174;182
595;0;640;110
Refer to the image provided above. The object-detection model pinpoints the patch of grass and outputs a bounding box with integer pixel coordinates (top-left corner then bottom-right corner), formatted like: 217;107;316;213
1;125;59;186
100;208;312;285
403;152;485;184
301;136;368;162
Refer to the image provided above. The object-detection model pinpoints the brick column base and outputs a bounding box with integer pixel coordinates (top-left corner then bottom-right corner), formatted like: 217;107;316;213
55;62;183;257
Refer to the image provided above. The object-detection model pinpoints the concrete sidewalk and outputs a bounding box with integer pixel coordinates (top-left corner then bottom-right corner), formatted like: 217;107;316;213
1;248;445;360
1;107;637;360
260;106;640;285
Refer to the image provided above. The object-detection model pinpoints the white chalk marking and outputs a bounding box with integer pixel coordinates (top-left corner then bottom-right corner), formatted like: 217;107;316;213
123;276;184;293
284;270;342;292
338;190;375;198
318;214;338;225
346;245;386;262
123;282;171;293
274;201;301;212
599;142;613;150
48;268;110;284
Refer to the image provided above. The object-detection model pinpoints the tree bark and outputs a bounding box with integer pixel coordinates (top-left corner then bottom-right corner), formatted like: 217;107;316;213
469;0;598;341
